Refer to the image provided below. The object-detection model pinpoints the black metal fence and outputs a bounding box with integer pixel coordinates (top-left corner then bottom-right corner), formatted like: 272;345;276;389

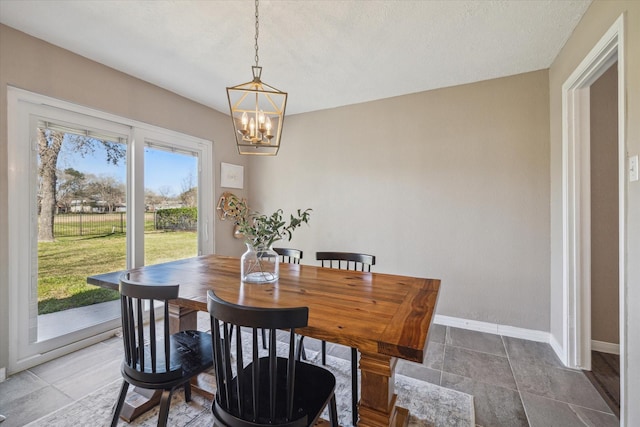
50;212;196;237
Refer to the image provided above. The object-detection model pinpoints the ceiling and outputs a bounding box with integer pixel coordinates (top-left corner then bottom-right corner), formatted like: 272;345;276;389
0;0;592;115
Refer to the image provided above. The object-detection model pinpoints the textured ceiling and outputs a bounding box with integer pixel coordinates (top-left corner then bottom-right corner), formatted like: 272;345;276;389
0;0;592;115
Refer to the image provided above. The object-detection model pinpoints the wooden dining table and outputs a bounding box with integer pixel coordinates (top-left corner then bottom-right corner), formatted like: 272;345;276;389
88;254;440;427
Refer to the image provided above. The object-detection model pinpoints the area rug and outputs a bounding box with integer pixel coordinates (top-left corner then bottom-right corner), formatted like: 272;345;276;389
26;340;474;427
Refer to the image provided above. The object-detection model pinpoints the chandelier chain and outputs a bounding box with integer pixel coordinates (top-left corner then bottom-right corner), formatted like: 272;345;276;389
254;0;260;67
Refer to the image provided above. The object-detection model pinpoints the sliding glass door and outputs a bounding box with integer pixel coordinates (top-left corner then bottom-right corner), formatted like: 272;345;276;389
7;88;214;373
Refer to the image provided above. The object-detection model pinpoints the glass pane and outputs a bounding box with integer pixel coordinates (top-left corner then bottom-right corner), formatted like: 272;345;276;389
144;146;198;265
36;125;126;340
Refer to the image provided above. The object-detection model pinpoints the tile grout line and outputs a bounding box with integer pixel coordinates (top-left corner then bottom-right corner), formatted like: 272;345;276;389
501;334;533;427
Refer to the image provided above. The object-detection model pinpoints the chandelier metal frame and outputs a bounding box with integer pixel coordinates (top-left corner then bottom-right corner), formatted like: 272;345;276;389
227;0;287;156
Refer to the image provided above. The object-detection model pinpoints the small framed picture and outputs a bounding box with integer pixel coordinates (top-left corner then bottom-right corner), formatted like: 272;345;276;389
220;162;244;189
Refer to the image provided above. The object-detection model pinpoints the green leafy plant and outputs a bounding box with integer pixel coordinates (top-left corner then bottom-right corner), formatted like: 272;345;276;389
229;196;311;248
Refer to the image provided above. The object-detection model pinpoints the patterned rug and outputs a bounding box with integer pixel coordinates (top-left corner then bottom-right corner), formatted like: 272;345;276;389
26;339;474;427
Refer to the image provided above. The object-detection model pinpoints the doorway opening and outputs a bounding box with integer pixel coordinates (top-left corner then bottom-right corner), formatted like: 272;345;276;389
582;61;620;418
561;13;625;423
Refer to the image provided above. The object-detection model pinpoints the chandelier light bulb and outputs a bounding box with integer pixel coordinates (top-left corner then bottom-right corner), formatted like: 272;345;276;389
249;117;255;137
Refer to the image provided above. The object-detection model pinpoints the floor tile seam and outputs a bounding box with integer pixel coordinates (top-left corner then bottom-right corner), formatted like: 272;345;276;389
440;368;519;393
501;335;520;393
0;369;49;402
22;368;54;390
21;382;103;426
507;356;586;376
566;400;616;416
29;360;112;402
442;344;518;390
517;389;534;427
444;343;509;359
519;388;614;416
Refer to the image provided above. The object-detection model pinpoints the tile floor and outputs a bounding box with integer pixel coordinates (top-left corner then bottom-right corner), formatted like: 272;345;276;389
0;323;619;427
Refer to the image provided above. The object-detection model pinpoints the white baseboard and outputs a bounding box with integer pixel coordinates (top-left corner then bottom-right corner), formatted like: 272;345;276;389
0;367;5;382
549;334;566;365
592;340;620;355
434;314;550;343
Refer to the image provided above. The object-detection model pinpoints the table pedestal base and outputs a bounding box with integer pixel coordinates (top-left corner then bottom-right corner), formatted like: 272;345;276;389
358;353;409;427
118;387;162;422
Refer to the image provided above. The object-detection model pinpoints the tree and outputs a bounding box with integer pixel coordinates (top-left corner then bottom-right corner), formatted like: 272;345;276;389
179;172;197;208
38;129;64;241
145;188;162;211
89;175;125;213
157;185;173;207
37;129;125;241
56;168;87;213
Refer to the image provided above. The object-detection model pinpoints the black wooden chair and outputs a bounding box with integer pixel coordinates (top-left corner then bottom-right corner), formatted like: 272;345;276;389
273;247;303;264
110;274;213;427
207;290;338;427
274;248;307;360
315;251;376;427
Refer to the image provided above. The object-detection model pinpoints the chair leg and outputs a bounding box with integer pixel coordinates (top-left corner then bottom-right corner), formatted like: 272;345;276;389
322;340;327;365
329;394;339;427
110;380;130;427
351;347;358;426
157;389;173;427
184;381;192;402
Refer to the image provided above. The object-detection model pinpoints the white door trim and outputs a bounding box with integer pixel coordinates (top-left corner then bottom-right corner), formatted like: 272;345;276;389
561;13;626;423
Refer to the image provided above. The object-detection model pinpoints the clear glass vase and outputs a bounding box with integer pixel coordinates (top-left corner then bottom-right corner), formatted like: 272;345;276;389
241;243;279;283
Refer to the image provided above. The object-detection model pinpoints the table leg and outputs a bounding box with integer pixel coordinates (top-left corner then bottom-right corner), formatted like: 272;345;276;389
358;352;409;427
168;304;197;333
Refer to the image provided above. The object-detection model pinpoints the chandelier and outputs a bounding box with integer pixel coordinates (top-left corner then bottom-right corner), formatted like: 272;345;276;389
227;0;287;156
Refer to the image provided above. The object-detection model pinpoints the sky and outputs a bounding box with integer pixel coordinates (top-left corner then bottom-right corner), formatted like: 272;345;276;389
57;139;197;197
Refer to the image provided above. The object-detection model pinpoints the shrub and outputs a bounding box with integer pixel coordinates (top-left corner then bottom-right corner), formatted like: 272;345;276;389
155;207;198;231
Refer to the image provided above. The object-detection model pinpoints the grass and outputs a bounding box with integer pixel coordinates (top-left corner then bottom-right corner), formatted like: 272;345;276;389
37;231;197;314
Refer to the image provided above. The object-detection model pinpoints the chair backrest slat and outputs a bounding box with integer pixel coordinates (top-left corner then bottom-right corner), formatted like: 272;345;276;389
149;299;156;372
252;328;260;420
163;302;170;372
274;247;303;265
136;298;145;371
236;325;244;417
316;251;376;273
286;329;296;419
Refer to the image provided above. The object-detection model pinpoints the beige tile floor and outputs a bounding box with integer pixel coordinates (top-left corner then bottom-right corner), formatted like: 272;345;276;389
0;321;619;427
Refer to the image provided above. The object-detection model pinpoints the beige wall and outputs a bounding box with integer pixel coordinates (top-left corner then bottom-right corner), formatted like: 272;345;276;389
248;70;551;332
549;1;640;423
590;64;619;345
0;24;248;373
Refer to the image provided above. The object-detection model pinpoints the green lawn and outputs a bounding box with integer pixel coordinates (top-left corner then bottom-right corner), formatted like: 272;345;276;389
37;231;197;314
